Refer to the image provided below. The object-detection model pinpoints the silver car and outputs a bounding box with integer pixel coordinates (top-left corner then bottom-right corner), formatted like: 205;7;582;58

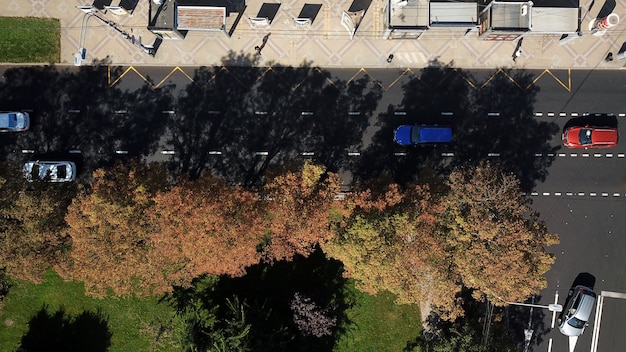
558;285;597;336
23;161;77;183
0;111;30;132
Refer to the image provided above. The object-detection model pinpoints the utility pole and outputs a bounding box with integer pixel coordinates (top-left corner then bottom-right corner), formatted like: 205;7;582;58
480;300;494;352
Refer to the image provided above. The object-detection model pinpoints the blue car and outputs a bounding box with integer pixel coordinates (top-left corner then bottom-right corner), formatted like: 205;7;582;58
393;125;452;146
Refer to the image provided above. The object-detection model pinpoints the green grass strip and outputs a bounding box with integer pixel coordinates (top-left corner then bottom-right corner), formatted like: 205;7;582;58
0;17;61;63
0;271;180;352
334;283;423;352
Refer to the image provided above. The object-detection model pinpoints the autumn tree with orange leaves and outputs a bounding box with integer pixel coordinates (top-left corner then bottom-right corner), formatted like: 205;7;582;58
439;161;558;307
0;163;77;283
61;160;346;297
322;162;558;320
146;174;265;287
62;161;168;297
259;161;345;262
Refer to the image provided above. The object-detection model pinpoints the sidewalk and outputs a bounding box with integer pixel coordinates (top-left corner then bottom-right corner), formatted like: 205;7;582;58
2;0;626;69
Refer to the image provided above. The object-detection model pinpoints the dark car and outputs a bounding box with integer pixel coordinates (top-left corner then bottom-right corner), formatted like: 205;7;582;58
562;125;618;149
558;285;597;336
393;125;452;146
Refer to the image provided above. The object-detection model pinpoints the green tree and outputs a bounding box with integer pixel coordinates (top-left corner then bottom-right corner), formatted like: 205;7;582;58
406;296;518;352
209;297;253;352
322;181;463;320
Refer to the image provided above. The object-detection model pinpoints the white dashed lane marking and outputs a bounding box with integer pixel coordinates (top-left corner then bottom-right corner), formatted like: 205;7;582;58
524;192;626;197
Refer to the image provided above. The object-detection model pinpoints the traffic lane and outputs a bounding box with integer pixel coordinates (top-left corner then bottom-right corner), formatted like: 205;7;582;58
532;70;626;114
531;156;626;194
531;196;626;351
342;69;626;116
533;196;626;292
595;296;626;352
535;113;625;153
540;292;626;352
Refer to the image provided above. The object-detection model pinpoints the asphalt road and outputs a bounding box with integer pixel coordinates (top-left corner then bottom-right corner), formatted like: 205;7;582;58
4;65;626;351
118;66;626;352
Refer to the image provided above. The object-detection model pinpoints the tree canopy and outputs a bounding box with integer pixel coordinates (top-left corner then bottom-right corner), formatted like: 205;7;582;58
0;157;557;321
0;162;76;283
61;161;168;297
440;162;558;305
322;162;557;319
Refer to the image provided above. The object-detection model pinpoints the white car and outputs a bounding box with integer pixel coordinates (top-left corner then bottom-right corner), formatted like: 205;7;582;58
558;285;597;336
0;111;30;132
23;161;77;183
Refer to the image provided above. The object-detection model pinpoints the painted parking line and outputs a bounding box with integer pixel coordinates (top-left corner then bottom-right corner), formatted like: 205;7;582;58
591;291;626;352
591;295;604;352
551;291;559;329
531;153;625;158
601;291;626;299
547;338;553;352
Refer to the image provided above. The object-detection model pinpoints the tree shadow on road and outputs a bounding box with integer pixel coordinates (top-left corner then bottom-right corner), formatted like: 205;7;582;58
0;62;171;177
165;53;382;187
353;63;560;192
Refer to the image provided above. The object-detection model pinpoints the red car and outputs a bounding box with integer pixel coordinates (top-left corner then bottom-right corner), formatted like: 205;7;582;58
562;126;618;149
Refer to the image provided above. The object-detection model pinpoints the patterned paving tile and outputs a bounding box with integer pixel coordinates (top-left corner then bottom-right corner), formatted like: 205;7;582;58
1;0;625;69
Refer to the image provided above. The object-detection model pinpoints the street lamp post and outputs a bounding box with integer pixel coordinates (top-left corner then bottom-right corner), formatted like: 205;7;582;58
75;6;98;66
507;302;563;312
507;300;563;352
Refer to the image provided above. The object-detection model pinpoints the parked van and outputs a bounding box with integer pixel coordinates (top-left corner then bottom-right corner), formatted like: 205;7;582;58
393;125;452;146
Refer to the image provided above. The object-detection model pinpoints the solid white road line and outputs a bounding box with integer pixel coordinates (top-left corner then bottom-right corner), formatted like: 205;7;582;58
600;291;626;299
547;338;552;352
551;291;559;329
591;291;626;352
590;294;604;352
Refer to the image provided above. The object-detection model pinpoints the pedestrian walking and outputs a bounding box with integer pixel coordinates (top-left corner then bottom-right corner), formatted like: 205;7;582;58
512;37;523;62
262;33;271;45
513;48;522;62
254;33;271;56
605;52;614;62
387;54;394;63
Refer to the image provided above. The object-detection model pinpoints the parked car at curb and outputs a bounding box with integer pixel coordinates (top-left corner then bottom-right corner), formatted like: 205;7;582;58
562;125;618;149
23;161;77;183
0;111;30;132
558;285;597;336
393;125;452;146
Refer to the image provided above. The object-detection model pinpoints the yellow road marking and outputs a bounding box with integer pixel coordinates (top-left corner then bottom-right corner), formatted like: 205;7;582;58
109;66;572;93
